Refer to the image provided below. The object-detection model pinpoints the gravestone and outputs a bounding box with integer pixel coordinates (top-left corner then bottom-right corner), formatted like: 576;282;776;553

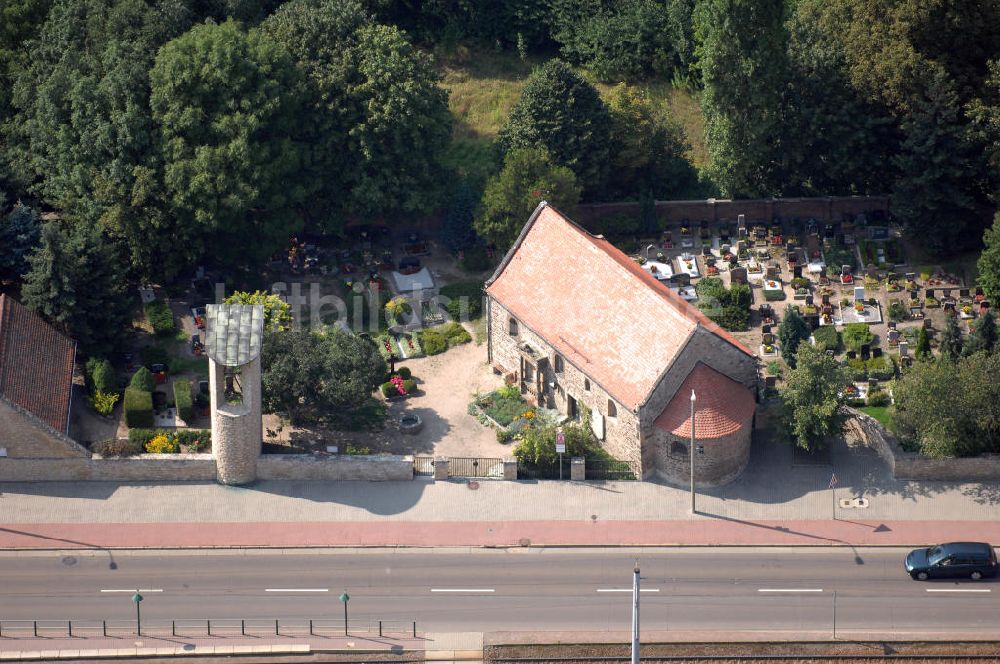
976;287;984;296
872;347;883;358
702;245;712;256
792;265;802;279
861;344;871;360
887;329;900;345
737;214;746;229
765;376;776;388
805;295;814;305
766;264;780;279
925;288;935;299
888;321;896;330
866;264;879;278
821;294;831;305
905;272;916;281
899;341;909;357
909;290;919;301
762;324;772;335
847;350;857;359
762;332;773;344
854;286;866;302
960;288;970;298
730;267;748;284
923;318;933;330
943;288;953;299
737;239;747;253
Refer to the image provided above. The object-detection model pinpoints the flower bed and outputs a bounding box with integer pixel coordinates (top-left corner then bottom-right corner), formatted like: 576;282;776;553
471;386;529;428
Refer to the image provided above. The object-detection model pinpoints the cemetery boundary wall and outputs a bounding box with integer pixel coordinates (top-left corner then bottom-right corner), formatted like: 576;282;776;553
850;409;1000;481
0;454;413;483
575;196;890;227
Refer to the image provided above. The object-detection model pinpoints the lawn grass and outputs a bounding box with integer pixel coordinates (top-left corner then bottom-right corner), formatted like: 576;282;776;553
435;46;708;181
859;406;892;428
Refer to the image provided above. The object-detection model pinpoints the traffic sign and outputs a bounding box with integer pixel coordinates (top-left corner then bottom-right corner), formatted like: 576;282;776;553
555;430;566;454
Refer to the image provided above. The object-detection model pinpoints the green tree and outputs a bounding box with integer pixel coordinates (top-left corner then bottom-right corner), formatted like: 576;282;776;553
129;366;156;392
0;200;40;280
891;67;981;255
694;0;786;197
605;83;701;200
965;310;998;356
915;326;931;359
224;291;292;332
780;343;851;451
260;328;387;424
939;315;963;361
441;180;481;253
21;220;130;355
977;212;1000;302
778;306;810;367
260;1;451;227
474;147;581;251
497;60;612;195
86;357;117;394
150;19;307;271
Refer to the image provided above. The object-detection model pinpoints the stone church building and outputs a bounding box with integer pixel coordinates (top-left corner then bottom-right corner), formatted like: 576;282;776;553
485;203;758;483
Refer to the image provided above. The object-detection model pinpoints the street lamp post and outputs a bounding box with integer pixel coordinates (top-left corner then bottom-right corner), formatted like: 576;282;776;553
631;564;640;664
339;591;350;636
689;390;696;514
132;590;143;636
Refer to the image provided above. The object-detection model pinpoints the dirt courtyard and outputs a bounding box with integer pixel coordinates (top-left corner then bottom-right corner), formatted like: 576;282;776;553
264;335;513;458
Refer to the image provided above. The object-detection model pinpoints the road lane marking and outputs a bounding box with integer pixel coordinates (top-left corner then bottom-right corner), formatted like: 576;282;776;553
100;589;163;593
264;588;329;593
926;588;991;593
596;589;660;593
758;589;823;593
430;589;495;593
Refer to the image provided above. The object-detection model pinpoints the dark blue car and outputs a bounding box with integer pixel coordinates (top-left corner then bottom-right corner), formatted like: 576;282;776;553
905;542;998;580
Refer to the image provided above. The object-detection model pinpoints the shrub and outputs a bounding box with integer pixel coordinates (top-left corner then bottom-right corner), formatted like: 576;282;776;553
145;300;175;335
441;322;472;345
88;390;119;416
846;357;868;381
145;433;179;454
867;391;892;407
173;429;211;451
866;356;895;380
86;357;116;395
812;326;840;352
396;366;412;380
440;281;485;320
380;381;395;398
888;299;908;322
128;428;158;446
129;367;155;392
172;380;193;423
402;378;417;393
92;438;143;457
123;388;153;428
421;329;447;355
843;323;874;350
790;277;810;290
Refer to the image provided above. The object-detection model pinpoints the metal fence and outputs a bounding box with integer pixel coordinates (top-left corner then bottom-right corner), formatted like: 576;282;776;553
448;457;504;478
0;618;416;639
413;456;435;475
586;459;637;480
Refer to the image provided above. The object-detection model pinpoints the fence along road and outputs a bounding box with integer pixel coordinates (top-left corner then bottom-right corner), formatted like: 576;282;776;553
1;548;999;637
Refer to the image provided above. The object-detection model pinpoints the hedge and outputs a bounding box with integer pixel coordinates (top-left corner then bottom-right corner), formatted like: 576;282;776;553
812;326;840;352
172;379;193;423
92;438;143;457
123;388;153;428
129;366;155;392
442;322;472;345
86;357;116;394
421;329;447;355
145;300;175;335
128;428;211;451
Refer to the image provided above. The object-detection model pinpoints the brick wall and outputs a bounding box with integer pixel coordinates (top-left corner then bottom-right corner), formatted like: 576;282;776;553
257;454;414;481
0;398;89;459
575;196;890;230
488;299;643;472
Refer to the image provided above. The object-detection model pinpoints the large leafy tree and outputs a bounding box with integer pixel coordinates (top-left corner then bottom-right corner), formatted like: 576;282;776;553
261;0;451;228
474;147;581;251
780;343;851;451
261;328;386;424
890;67;981;255
0;198;41;280
979;212;1000;302
21;220;130;355
605;84;702;200
497;60;612;196
694;0;786;197
150;19;307;271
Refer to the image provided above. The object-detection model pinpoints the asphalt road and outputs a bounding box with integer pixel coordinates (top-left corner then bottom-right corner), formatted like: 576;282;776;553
1;547;997;636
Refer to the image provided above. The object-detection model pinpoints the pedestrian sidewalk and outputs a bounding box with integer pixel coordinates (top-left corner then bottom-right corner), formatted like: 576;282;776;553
1;433;999;549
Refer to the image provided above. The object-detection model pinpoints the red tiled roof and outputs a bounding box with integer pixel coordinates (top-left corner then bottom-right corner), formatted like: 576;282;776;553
0;294;76;434
654;363;754;439
486;203;754;410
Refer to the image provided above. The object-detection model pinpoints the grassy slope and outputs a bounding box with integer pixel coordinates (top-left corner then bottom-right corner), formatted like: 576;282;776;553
436;46;707;184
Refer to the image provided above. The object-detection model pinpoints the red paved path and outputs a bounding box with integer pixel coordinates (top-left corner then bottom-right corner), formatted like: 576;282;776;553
0;518;989;549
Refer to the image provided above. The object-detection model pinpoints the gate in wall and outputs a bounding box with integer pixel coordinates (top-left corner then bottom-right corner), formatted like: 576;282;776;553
448;457;504;478
413;456;435;475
